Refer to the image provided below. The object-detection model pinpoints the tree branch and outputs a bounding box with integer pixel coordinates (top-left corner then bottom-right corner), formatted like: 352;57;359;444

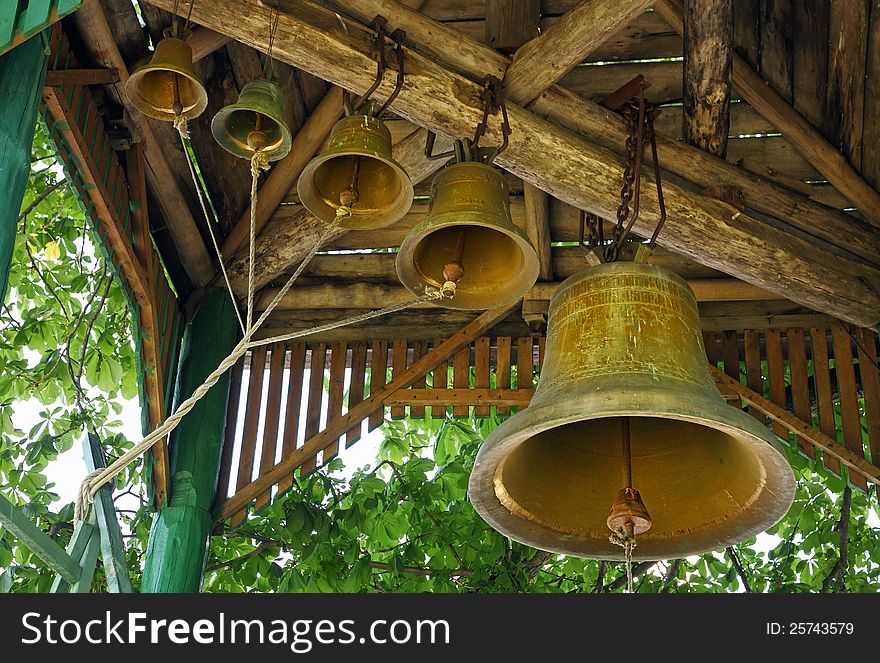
606;561;658;591
725;547;752;592
660;559;683;593
205;541;281;573
593;560;607;593
821;485;852;593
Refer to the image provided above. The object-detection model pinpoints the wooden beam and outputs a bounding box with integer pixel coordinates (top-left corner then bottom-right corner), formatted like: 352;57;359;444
655;0;880;227
0;494;81;585
712;367;880;487
215;303;517;521
683;0;732;157
503;0;655;105
71;0;214;287
384;388;535;407
44;67;119;86
485;0;540;54
187;26;231;61
320;0;878;265
523;183;553;281
151;0;880;328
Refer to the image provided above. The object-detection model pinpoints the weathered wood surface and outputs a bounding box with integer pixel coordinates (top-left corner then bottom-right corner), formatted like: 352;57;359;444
484;0;540;54
502;0;655;103
654;0;880;227
149;0;880;326
683;0;732;157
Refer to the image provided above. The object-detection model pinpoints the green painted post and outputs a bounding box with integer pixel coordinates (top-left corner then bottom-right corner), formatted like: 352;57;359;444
141;290;239;592
0;33;47;303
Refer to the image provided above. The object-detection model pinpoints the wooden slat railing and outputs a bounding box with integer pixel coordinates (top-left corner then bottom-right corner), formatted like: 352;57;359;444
214;324;880;528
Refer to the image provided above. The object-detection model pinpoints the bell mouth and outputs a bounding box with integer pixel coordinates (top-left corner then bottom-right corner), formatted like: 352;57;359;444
298;153;413;229
471;405;795;560
213;110;289;160
127;70;206;121
398;221;539;310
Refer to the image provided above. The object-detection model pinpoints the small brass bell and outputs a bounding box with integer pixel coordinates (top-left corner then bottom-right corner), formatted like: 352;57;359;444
211;79;292;161
396;160;539;310
469;260;795;560
297;106;413;229
125;37;207;122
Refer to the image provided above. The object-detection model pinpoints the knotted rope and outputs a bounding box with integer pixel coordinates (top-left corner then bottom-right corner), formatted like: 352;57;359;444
609;527;637;593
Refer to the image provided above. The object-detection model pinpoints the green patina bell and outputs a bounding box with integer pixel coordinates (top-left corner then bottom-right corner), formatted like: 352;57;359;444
211;78;292;161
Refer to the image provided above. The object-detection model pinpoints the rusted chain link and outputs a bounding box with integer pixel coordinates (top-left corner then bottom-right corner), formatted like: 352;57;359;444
342;16;406;118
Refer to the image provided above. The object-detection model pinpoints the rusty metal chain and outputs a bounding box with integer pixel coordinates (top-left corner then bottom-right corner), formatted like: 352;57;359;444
343;16;407;118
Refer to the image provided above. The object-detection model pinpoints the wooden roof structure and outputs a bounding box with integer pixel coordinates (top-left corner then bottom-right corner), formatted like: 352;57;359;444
29;0;880;524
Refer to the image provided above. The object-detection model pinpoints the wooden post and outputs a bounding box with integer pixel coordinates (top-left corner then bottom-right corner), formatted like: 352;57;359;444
141;289;240;592
485;0;540;54
683;0;732;157
0;33;46;302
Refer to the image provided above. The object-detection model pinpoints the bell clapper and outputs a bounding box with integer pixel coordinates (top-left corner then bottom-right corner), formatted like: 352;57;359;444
334;156;362;220
246;112;269;153
440;228;467;299
607;417;653;592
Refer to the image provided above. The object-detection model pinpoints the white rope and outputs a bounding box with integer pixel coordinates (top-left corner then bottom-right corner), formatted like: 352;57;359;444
177;129;246;335
247;151;271;330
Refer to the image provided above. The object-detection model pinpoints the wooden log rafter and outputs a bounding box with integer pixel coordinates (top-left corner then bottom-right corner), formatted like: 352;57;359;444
146;0;880;329
655;0;880;227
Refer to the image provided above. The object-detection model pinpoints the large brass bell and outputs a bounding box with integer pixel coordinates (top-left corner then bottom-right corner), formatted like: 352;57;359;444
297;107;413;229
395;160;539;310
469;259;795;560
211;79;292;161
125;38;207;122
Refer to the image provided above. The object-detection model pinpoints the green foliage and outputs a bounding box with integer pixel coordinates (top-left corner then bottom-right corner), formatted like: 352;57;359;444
1;124;150;592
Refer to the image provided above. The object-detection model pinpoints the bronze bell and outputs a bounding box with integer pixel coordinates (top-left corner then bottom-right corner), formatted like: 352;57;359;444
395;161;539;310
469;259;795;560
297;109;413;229
211;79;292;161
125;37;207;122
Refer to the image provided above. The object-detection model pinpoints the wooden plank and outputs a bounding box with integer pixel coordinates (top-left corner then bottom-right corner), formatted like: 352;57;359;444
721;330;740;379
234;346;268;494
810;327;842;475
765;329;788;439
346;341;368;447
517;336;534;396
278;342;306;494
49;521;94;593
712;367;880;487
703;331;722;366
742;329;764;422
44;68;119;87
410;341;429;418
323;342;348;461
791;0;828;130
256;344;286;511
485;0;539;54
826;0;868;165
832;326;868;489
496;335;512;416
300;343;327;476
453;344;471;417
432;337;450;418
474;336;491;417
0;494;81;585
215;304;518;521
368;341;389;431
391;340;409;420
215;359;244;506
523;183;553;281
864;1;880;188
786;327;816;458
68;523;100;593
856;328;880;467
83;434;132;593
732;0;759;68
683;0;732;156
385;389;534;407
758;0;793;103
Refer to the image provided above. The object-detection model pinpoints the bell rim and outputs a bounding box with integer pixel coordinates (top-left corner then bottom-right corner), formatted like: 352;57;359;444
395;214;541;310
125;39;208;122
296;149;414;229
468;383;796;561
210;105;293;162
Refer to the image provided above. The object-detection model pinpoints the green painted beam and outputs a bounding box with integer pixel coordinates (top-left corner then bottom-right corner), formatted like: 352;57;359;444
83;433;132;593
141;289;239;592
0;33;47;303
50;520;96;593
0;494;81;584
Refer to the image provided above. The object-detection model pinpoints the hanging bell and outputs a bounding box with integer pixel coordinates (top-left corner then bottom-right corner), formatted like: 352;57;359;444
125;37;207;122
211;79;292;162
297;109;413;229
469;260;795;560
395;160;539;310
